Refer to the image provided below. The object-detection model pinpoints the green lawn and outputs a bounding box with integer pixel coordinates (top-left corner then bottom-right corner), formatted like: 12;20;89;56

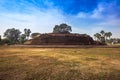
0;47;120;80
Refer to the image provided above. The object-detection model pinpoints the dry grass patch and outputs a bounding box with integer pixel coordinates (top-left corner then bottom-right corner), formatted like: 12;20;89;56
0;47;120;80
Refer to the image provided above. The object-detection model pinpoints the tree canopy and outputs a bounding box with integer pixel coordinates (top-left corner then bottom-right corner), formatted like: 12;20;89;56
19;34;26;44
53;23;72;34
4;28;21;44
94;30;112;43
0;35;1;41
24;28;31;39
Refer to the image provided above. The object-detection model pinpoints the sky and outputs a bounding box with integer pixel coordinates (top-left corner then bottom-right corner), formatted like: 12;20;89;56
0;0;120;38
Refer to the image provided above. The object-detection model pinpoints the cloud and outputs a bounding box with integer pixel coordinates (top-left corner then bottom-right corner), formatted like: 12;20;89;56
0;0;120;38
0;3;66;37
90;4;104;19
0;0;90;37
0;10;90;38
73;1;120;38
76;12;89;18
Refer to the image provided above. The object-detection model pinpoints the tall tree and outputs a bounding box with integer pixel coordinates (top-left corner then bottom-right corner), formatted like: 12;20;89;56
0;35;1;41
100;30;105;37
19;34;26;44
24;28;31;39
4;28;21;44
24;28;27;35
95;33;101;41
104;32;109;40
104;32;112;40
53;23;72;34
94;30;112;43
107;32;112;39
94;34;97;40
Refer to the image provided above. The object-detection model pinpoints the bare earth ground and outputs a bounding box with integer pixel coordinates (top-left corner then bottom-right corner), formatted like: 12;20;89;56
0;46;120;80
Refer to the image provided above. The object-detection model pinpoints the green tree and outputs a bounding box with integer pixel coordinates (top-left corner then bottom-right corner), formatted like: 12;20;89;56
53;23;72;34
19;34;26;44
1;38;10;45
107;32;112;39
0;35;1;44
24;28;27;35
104;32;112;40
24;28;31;39
4;28;21;44
94;30;112;43
31;33;41;39
94;34;97;40
0;35;1;42
94;33;101;41
100;30;107;42
104;32;108;40
100;30;105;37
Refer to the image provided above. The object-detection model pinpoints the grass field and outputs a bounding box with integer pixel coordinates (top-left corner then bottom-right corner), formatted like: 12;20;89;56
0;47;120;80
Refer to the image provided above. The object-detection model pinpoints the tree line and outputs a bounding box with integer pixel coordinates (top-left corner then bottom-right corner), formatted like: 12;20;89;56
94;30;112;43
0;23;72;45
0;28;31;45
0;23;119;45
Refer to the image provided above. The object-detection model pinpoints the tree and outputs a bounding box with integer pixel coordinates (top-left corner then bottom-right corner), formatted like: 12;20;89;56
31;33;41;39
104;32;112;41
100;30;105;37
0;38;10;45
94;34;97;40
0;35;1;44
0;35;1;42
53;23;72;34
4;28;21;44
104;32;108;40
24;28;27;35
107;32;112;39
94;33;101;41
24;28;31;39
94;34;98;40
94;30;112;43
19;34;26;44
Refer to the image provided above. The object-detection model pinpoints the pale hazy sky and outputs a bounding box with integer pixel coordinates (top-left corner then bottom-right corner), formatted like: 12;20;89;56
0;0;120;38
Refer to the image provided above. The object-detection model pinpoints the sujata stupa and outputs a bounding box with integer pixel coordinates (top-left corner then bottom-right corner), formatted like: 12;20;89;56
24;23;105;45
25;33;95;45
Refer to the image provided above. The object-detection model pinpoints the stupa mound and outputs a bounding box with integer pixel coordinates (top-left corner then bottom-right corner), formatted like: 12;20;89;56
24;33;104;45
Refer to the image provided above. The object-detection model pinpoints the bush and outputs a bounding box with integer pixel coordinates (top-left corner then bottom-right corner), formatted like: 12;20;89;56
0;38;10;45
